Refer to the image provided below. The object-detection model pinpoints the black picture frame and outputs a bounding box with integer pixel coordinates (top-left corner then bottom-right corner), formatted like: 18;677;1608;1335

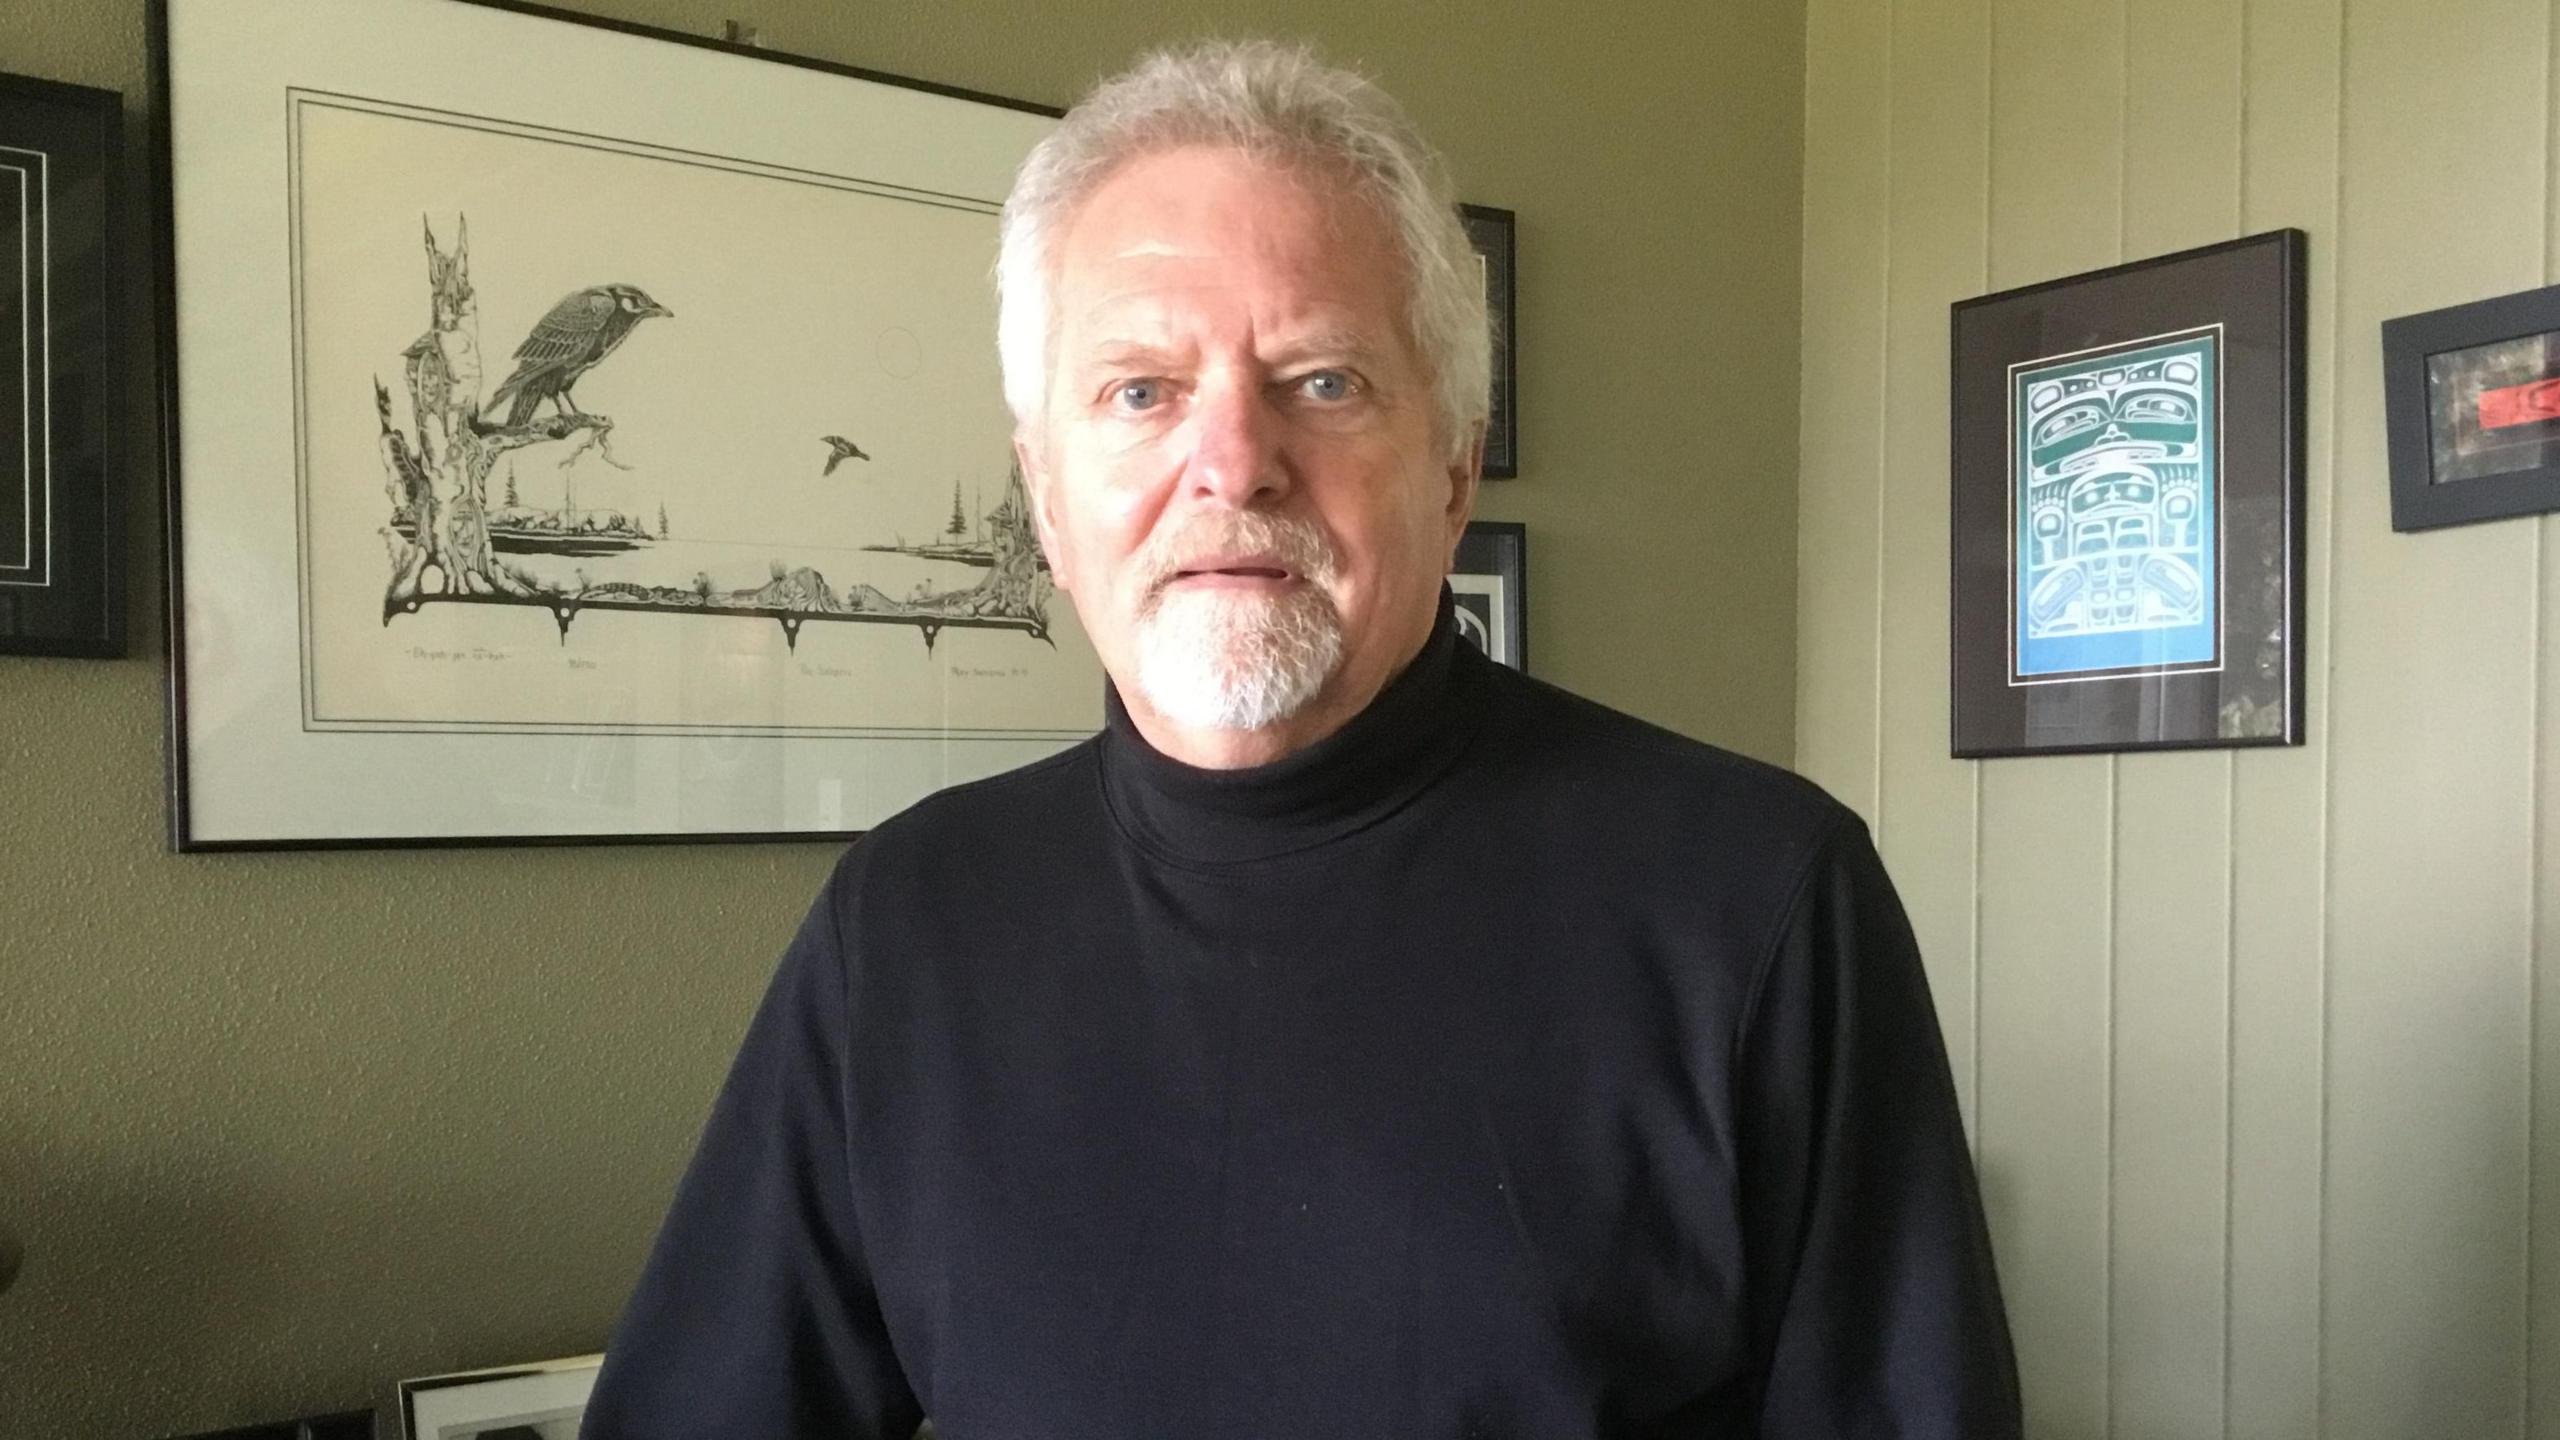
151;0;1098;851
1949;228;2306;758
2382;282;2560;530
0;72;122;659
1460;203;1517;479
1451;519;1526;670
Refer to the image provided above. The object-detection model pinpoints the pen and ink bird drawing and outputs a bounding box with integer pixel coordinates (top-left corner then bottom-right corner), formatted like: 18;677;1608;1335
822;436;871;475
374;216;1061;653
484;282;672;428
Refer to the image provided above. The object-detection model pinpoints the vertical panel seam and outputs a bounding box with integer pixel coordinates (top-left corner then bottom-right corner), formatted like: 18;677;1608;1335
1973;0;1997;1158
2225;9;2248;1437
2533;7;2556;1433
2108;8;2129;1424
2223;749;2241;1440
2316;0;2350;1429
2105;759;2121;1440
2236;0;2250;230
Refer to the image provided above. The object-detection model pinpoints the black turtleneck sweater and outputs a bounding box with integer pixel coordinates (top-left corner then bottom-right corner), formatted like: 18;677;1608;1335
583;604;2020;1440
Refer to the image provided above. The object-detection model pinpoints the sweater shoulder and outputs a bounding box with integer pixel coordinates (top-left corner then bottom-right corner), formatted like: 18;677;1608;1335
1481;663;1857;850
825;737;1106;895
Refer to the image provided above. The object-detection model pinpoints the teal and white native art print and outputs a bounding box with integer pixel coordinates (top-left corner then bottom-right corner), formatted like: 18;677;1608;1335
2007;328;2222;684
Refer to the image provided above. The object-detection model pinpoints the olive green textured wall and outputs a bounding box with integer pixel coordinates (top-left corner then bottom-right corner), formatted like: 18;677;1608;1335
0;1;1805;1433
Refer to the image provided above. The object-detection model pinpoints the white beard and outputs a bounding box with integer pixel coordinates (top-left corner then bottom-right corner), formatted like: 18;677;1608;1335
1133;582;1344;732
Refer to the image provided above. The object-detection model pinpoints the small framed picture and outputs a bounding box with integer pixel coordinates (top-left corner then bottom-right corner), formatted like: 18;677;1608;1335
1459;203;1517;479
2383;282;2560;530
398;1353;601;1440
0;71;122;658
1450;520;1526;670
1950;229;2306;757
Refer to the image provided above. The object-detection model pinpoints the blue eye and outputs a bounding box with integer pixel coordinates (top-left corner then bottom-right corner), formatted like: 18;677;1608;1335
1112;380;1162;412
1298;370;1353;401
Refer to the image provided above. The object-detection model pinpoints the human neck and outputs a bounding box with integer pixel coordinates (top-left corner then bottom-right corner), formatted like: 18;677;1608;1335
1116;617;1434;771
1117;687;1366;770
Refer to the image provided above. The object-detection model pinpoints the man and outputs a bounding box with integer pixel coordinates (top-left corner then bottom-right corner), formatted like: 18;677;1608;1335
585;40;2019;1439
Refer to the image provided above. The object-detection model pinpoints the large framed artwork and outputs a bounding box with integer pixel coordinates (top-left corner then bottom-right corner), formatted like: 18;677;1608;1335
2383;281;2560;530
0;72;122;659
1949;229;2306;758
1459;203;1516;479
153;0;1101;849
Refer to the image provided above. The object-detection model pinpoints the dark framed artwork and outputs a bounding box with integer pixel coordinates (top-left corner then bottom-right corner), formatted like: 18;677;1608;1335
154;0;1103;849
1949;228;2305;758
2383;282;2560;530
0;72;122;658
1459;203;1516;479
1451;519;1526;670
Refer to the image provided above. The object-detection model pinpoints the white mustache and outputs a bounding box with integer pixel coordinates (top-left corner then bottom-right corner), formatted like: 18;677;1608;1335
1136;512;1340;607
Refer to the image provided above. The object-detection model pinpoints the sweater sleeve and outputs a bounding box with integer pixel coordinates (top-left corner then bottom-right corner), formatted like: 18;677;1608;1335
582;863;922;1440
1734;815;2022;1439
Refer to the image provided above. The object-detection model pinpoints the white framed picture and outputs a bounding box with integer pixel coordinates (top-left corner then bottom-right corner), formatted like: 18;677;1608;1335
152;0;1102;848
398;1352;602;1440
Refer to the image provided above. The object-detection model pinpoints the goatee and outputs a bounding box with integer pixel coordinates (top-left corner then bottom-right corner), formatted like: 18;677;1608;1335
1132;512;1345;733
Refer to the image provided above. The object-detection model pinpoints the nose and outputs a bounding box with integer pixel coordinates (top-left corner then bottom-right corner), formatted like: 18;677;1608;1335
1184;375;1288;508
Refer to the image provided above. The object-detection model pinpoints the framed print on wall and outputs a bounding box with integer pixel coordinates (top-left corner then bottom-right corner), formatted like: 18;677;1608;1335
154;0;1104;849
2383;281;2560;530
1459;203;1516;479
1949;229;2306;758
1450;519;1526;670
398;1353;600;1440
0;72;122;659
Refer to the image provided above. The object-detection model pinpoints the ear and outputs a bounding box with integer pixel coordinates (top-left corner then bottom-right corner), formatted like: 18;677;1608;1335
1439;423;1485;567
1014;434;1075;593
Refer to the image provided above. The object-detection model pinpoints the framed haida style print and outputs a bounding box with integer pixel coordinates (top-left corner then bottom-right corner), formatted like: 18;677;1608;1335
1949;229;2306;758
0;72;122;659
153;0;1104;848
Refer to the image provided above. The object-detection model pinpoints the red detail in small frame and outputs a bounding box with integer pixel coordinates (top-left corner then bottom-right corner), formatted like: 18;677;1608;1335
2477;376;2560;430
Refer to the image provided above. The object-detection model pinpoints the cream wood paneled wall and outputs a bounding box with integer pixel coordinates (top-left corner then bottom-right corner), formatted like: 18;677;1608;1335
1799;0;2560;1434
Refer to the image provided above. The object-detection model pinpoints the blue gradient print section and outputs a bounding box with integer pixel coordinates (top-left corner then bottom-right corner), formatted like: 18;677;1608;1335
2013;332;2218;679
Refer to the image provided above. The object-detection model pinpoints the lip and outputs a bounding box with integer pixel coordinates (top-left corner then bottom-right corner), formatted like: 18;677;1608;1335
1168;554;1297;586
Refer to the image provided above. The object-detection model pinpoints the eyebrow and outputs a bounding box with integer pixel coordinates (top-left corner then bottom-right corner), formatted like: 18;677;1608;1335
1265;328;1391;371
1071;329;1391;376
1074;341;1189;377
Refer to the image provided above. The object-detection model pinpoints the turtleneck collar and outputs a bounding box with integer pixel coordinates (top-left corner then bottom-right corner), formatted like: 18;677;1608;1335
1098;587;1490;867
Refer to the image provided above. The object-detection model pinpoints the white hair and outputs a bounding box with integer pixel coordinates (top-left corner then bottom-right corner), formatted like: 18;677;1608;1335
996;39;1492;458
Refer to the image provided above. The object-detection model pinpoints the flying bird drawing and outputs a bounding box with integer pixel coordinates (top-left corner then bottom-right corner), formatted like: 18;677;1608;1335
821;436;871;475
485;283;672;428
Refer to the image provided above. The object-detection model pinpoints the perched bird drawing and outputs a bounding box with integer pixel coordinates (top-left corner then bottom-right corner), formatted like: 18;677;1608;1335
484;283;672;428
821;435;871;475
